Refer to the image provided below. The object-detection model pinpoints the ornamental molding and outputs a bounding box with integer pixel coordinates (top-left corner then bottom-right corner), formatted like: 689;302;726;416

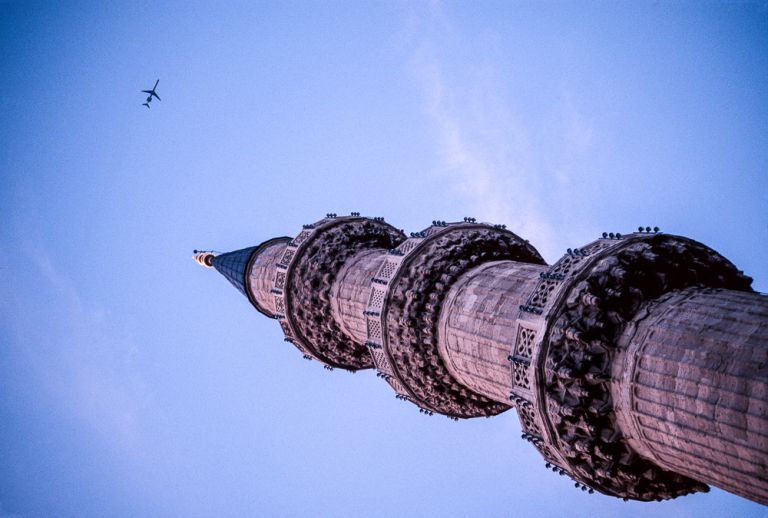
365;222;546;418
273;216;405;370
516;232;752;500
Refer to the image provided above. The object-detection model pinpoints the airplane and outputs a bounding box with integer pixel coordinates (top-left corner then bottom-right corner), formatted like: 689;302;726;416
141;79;161;103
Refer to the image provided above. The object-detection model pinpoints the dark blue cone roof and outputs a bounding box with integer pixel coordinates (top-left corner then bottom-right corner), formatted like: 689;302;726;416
212;246;259;298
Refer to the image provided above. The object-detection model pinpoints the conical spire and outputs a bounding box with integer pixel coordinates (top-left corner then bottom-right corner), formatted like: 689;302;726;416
211;246;259;298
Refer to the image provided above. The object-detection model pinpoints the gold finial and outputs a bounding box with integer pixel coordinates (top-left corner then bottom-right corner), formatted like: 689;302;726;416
192;250;215;268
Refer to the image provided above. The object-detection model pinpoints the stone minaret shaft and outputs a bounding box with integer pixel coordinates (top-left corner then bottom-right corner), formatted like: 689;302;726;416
615;288;768;504
197;215;767;505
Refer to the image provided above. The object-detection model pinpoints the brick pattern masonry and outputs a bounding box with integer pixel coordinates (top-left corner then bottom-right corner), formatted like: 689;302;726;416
207;215;767;505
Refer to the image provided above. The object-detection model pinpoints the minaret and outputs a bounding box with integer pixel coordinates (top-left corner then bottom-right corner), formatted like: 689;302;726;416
196;214;768;505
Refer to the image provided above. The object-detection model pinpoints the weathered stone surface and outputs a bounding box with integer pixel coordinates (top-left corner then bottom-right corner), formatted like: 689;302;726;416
542;234;752;500
208;217;768;505
615;288;768;505
285;217;405;370
246;237;290;317
331;249;387;345
382;224;546;418
437;260;547;405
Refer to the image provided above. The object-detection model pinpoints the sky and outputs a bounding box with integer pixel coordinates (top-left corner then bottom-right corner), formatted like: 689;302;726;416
1;1;767;517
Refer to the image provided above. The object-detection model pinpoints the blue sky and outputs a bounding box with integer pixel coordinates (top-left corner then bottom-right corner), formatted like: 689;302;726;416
1;1;766;517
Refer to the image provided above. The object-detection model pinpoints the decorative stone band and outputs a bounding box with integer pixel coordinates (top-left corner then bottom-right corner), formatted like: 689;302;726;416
273;215;405;371
365;222;546;418
510;237;619;474
520;232;753;500
244;236;292;318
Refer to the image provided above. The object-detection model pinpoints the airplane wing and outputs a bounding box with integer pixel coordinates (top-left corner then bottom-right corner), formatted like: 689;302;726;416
153;93;161;101
141;90;152;94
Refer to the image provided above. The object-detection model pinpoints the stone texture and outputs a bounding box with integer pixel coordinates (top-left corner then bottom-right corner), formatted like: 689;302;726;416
207;216;767;505
540;233;752;500
281;217;405;370
615;288;768;505
246;238;289;317
380;224;545;418
437;260;546;404
331;249;387;345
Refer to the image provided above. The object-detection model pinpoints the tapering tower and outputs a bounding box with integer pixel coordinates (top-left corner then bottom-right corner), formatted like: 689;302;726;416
196;214;768;505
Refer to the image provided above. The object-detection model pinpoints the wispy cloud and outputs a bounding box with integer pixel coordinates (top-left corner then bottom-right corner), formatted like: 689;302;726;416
401;2;597;261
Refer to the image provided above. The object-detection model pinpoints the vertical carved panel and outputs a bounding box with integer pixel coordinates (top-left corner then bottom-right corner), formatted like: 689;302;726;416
512;361;532;390
514;326;536;359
